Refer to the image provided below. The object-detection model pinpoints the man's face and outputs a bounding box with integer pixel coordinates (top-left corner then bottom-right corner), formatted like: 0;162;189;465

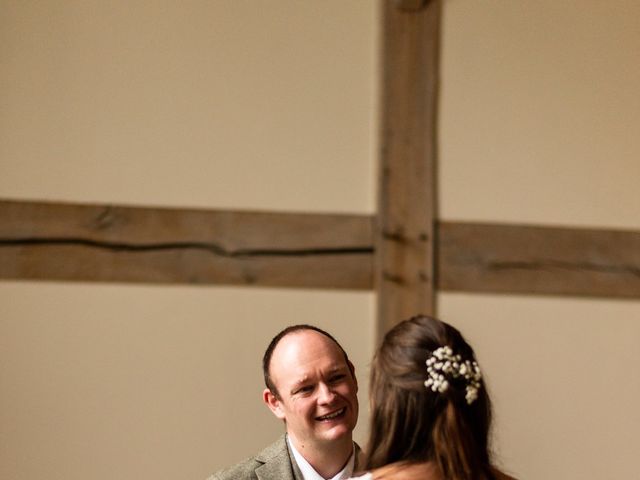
264;330;359;449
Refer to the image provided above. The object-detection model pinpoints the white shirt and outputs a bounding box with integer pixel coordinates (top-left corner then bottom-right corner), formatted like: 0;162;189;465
287;436;356;480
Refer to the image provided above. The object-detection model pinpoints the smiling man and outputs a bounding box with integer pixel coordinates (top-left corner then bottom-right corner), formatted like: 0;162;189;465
208;325;361;480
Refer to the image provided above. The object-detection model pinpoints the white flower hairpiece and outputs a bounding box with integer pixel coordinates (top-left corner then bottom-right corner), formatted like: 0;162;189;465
424;346;482;404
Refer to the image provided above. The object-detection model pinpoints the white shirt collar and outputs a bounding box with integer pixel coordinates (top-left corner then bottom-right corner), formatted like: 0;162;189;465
287;436;355;480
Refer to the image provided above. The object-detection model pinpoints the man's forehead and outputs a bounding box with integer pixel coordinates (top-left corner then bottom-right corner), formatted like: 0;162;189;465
273;329;342;358
270;330;347;381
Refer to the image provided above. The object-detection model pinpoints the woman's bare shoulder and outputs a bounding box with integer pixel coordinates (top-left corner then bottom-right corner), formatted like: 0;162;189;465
370;462;439;480
493;468;518;480
360;463;517;480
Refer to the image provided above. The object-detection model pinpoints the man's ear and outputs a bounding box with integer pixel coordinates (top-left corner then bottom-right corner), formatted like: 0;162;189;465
263;388;286;420
348;360;358;393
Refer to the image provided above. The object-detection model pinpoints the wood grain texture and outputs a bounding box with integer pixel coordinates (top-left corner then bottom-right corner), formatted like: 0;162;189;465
2;199;639;299
0;199;373;289
438;222;640;299
375;0;441;337
393;0;429;12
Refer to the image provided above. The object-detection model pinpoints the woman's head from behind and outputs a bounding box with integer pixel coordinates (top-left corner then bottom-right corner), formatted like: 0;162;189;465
365;315;493;480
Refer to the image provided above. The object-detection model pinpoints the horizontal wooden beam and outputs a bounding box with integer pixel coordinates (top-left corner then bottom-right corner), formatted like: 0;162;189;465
1;199;639;299
437;222;640;299
0;199;373;290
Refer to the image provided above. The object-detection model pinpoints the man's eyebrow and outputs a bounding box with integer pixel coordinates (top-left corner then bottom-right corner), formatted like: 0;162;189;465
291;376;311;388
290;365;348;388
326;365;349;376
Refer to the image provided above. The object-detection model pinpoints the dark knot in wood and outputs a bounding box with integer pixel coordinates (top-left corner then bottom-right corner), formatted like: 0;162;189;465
383;271;405;285
92;206;118;230
382;228;407;243
418;270;430;283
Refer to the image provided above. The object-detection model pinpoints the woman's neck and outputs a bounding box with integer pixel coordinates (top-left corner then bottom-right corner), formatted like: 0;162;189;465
371;461;439;480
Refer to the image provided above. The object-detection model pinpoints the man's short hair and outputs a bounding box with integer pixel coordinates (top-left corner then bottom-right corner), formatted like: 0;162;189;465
262;324;351;398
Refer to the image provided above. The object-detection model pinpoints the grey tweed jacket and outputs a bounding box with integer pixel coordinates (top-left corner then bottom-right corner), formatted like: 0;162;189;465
207;435;363;480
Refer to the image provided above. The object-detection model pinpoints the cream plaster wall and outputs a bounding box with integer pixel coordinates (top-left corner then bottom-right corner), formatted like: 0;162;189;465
439;294;640;479
0;2;377;480
440;0;640;229
439;1;640;478
0;0;377;212
1;283;374;480
1;1;639;480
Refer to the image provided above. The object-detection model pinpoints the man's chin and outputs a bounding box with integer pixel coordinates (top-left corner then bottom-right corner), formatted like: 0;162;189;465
316;422;353;442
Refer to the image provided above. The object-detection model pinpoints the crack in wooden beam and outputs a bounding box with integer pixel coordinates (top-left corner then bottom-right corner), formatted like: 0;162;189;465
0;199;375;289
487;260;640;279
0;237;373;258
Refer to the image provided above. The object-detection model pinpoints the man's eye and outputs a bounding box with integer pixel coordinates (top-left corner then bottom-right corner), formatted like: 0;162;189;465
297;386;313;394
330;374;346;383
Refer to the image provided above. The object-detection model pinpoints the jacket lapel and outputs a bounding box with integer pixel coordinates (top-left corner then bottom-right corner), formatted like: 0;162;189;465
255;435;299;480
255;436;364;480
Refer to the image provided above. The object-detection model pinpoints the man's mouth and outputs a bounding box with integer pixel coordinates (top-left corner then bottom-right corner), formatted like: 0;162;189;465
316;407;346;421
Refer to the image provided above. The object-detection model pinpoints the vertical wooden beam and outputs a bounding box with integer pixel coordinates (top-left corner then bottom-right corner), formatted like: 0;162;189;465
376;0;441;339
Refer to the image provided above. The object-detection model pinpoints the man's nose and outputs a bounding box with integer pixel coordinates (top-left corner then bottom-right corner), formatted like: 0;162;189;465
317;383;337;404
